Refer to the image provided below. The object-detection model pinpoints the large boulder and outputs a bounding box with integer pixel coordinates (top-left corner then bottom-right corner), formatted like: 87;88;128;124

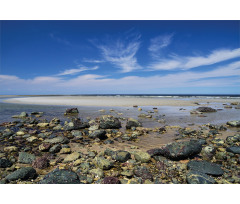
156;140;202;160
99;115;121;129
133;151;151;163
39;168;81;184
5;167;37;182
196;107;217;112
64;118;89;131
186;171;216;184
187;160;224;176
133;166;153;181
126;118;142;129
93;157;113;170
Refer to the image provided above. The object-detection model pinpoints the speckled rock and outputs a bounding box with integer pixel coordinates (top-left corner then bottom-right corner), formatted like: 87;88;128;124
133;151;151;163
39;168;81;184
196;107;217;112
60;148;71;154
18;152;36;164
133;166;153;181
44;136;69;144
39;143;51;152
112;150;131;162
187;171;216;184
201;146;216;160
64;108;79;115
49;144;62;153
4;146;18;153
32;157;49;169
63;152;81;163
99;115;121;129
5;167;37;181
187;160;224;176
89;168;104;178
94;157;113;170
102;177;120;184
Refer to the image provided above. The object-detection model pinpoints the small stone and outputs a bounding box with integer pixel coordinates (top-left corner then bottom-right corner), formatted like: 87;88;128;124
4;146;18;152
89;130;107;140
133;151;151;163
102;177;120;184
18;152;36;164
37;123;49;128
32;157;49;169
112;150;131;162
49;144;62;153
16;131;25;136
89;168;104;178
138;108;142;111
227;120;240;127
94;157;113;170
64;108;79;115
63;152;81;163
134;166;153;181
0;158;13;168
26;136;38;142
73;159;82;166
39;143;51;151
126;118;142;129
121;169;133;177
44;136;69;144
60;148;71;154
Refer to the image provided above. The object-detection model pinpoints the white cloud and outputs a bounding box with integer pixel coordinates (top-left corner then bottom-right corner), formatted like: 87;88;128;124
92;34;142;73
1;61;239;94
149;48;240;71
57;66;99;76
148;34;174;58
82;59;105;63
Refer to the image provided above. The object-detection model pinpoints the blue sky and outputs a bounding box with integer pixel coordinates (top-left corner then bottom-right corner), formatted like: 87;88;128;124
0;20;240;94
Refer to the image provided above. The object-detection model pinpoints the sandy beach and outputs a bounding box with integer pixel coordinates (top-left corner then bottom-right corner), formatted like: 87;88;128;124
4;95;240;107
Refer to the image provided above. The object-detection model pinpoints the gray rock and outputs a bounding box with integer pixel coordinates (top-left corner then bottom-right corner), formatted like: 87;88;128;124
186;171;216;184
64;108;79;115
187;160;224;176
39;168;81;184
5;167;37;181
201;146;216;160
94;156;113;170
126;118;142;129
49;144;62;153
134;166;153;181
64;118;89;131
18;152;36;164
44;136;69;144
0;158;13;168
99;115;121;129
227;120;240;127
225;135;240;145
158;140;202;160
112;150;131;162
89;168;104;178
226;146;240;154
89;130;107;140
133;151;151;163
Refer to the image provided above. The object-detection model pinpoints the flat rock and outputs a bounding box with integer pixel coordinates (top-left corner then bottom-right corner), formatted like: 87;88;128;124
187;160;224;176
196;107;217;112
32;157;49;169
18;152;36;164
4;146;18;152
39;168;81;184
159;140;202;160
226;146;240;154
63;152;81;163
5;167;37;181
44;136;69;144
186;171;216;184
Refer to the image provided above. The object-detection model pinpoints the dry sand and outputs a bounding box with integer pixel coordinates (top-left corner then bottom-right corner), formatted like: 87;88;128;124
4;96;240;107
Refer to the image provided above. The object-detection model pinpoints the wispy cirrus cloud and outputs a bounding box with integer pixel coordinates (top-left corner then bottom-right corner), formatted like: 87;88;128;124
149;48;240;70
57;65;99;76
148;33;174;58
82;58;105;63
49;33;71;46
91;33;142;73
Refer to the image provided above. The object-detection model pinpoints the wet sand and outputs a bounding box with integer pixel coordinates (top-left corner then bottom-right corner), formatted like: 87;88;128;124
4;95;240;107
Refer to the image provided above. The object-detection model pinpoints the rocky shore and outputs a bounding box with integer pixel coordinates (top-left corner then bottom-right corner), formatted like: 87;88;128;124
0;107;240;184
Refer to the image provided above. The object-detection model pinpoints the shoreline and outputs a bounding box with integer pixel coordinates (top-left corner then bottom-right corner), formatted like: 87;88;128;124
3;96;240;107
